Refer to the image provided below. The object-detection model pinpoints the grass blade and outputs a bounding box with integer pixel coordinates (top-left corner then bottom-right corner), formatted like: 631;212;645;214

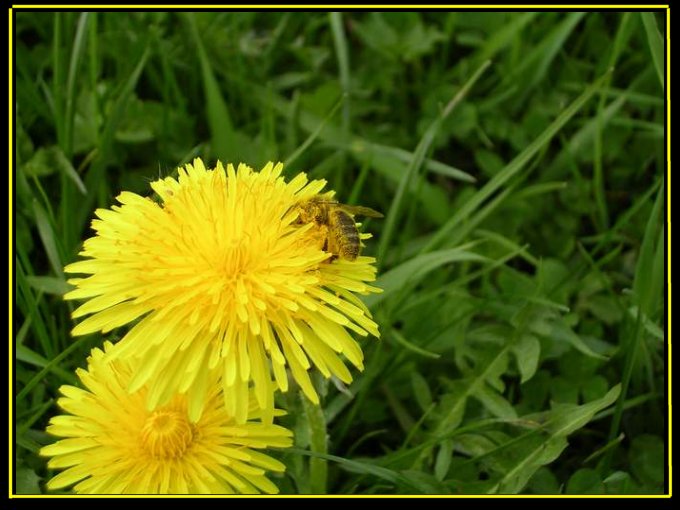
33;200;63;278
186;13;237;162
284;94;344;170
289;447;426;493
593;12;633;230
16;335;97;403
640;12;665;89
603;184;665;471
365;244;486;309
377;59;491;267
423;68;612;254
389;329;441;360
72;46;150;247
63;12;89;158
329;12;350;139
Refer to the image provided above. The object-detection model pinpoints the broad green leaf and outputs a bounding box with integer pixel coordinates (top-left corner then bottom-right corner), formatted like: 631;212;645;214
566;468;605;494
547;383;621;434
22;146;86;194
629;434;665;487
580;375;609;403
526;467;560;494
434;440;454;481
411;371;433;412
26;275;71;295
427;337;517;464
534;316;608;361
602;471;641;495
487;384;620;494
512;334;541;383
471;384;517;420
550;376;580;404
16;466;42;495
585;295;623;325
431;381;468;437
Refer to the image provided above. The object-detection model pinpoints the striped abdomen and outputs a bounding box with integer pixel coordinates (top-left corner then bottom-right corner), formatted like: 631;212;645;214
330;209;360;260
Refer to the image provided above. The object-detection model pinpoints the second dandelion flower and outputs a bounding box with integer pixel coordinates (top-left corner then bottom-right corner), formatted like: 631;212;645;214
41;342;293;494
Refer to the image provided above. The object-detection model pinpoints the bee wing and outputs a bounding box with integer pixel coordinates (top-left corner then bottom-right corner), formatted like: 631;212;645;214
340;205;384;218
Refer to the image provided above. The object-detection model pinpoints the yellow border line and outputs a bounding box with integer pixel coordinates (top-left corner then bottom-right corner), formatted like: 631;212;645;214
8;4;674;8
8;6;13;501
9;494;675;498
666;5;672;499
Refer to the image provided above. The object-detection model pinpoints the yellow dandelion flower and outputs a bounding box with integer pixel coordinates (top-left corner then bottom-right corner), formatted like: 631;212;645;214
41;342;293;494
64;159;381;423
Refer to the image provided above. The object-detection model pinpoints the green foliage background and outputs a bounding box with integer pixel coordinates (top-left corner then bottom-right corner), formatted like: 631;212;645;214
14;10;667;495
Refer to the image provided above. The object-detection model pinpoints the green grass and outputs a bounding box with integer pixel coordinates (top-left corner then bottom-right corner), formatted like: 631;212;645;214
14;10;667;495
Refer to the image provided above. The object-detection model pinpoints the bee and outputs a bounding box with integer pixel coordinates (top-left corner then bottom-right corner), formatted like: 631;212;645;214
297;198;383;261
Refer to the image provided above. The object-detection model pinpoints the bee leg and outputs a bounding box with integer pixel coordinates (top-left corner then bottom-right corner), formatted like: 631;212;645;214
324;237;339;261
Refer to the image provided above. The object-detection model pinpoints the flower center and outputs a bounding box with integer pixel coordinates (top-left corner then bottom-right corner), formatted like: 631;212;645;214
140;410;194;459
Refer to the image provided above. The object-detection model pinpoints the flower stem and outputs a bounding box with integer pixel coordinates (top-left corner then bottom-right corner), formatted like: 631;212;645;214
301;394;328;495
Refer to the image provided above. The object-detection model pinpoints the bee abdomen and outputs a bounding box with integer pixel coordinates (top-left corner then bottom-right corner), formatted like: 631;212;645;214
334;211;358;235
333;211;361;260
340;244;360;260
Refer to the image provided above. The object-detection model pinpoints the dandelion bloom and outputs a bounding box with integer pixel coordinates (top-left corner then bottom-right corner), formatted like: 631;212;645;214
41;342;293;494
65;159;381;422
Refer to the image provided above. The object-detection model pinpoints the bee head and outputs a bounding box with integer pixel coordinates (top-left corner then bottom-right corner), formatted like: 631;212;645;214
298;200;326;224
